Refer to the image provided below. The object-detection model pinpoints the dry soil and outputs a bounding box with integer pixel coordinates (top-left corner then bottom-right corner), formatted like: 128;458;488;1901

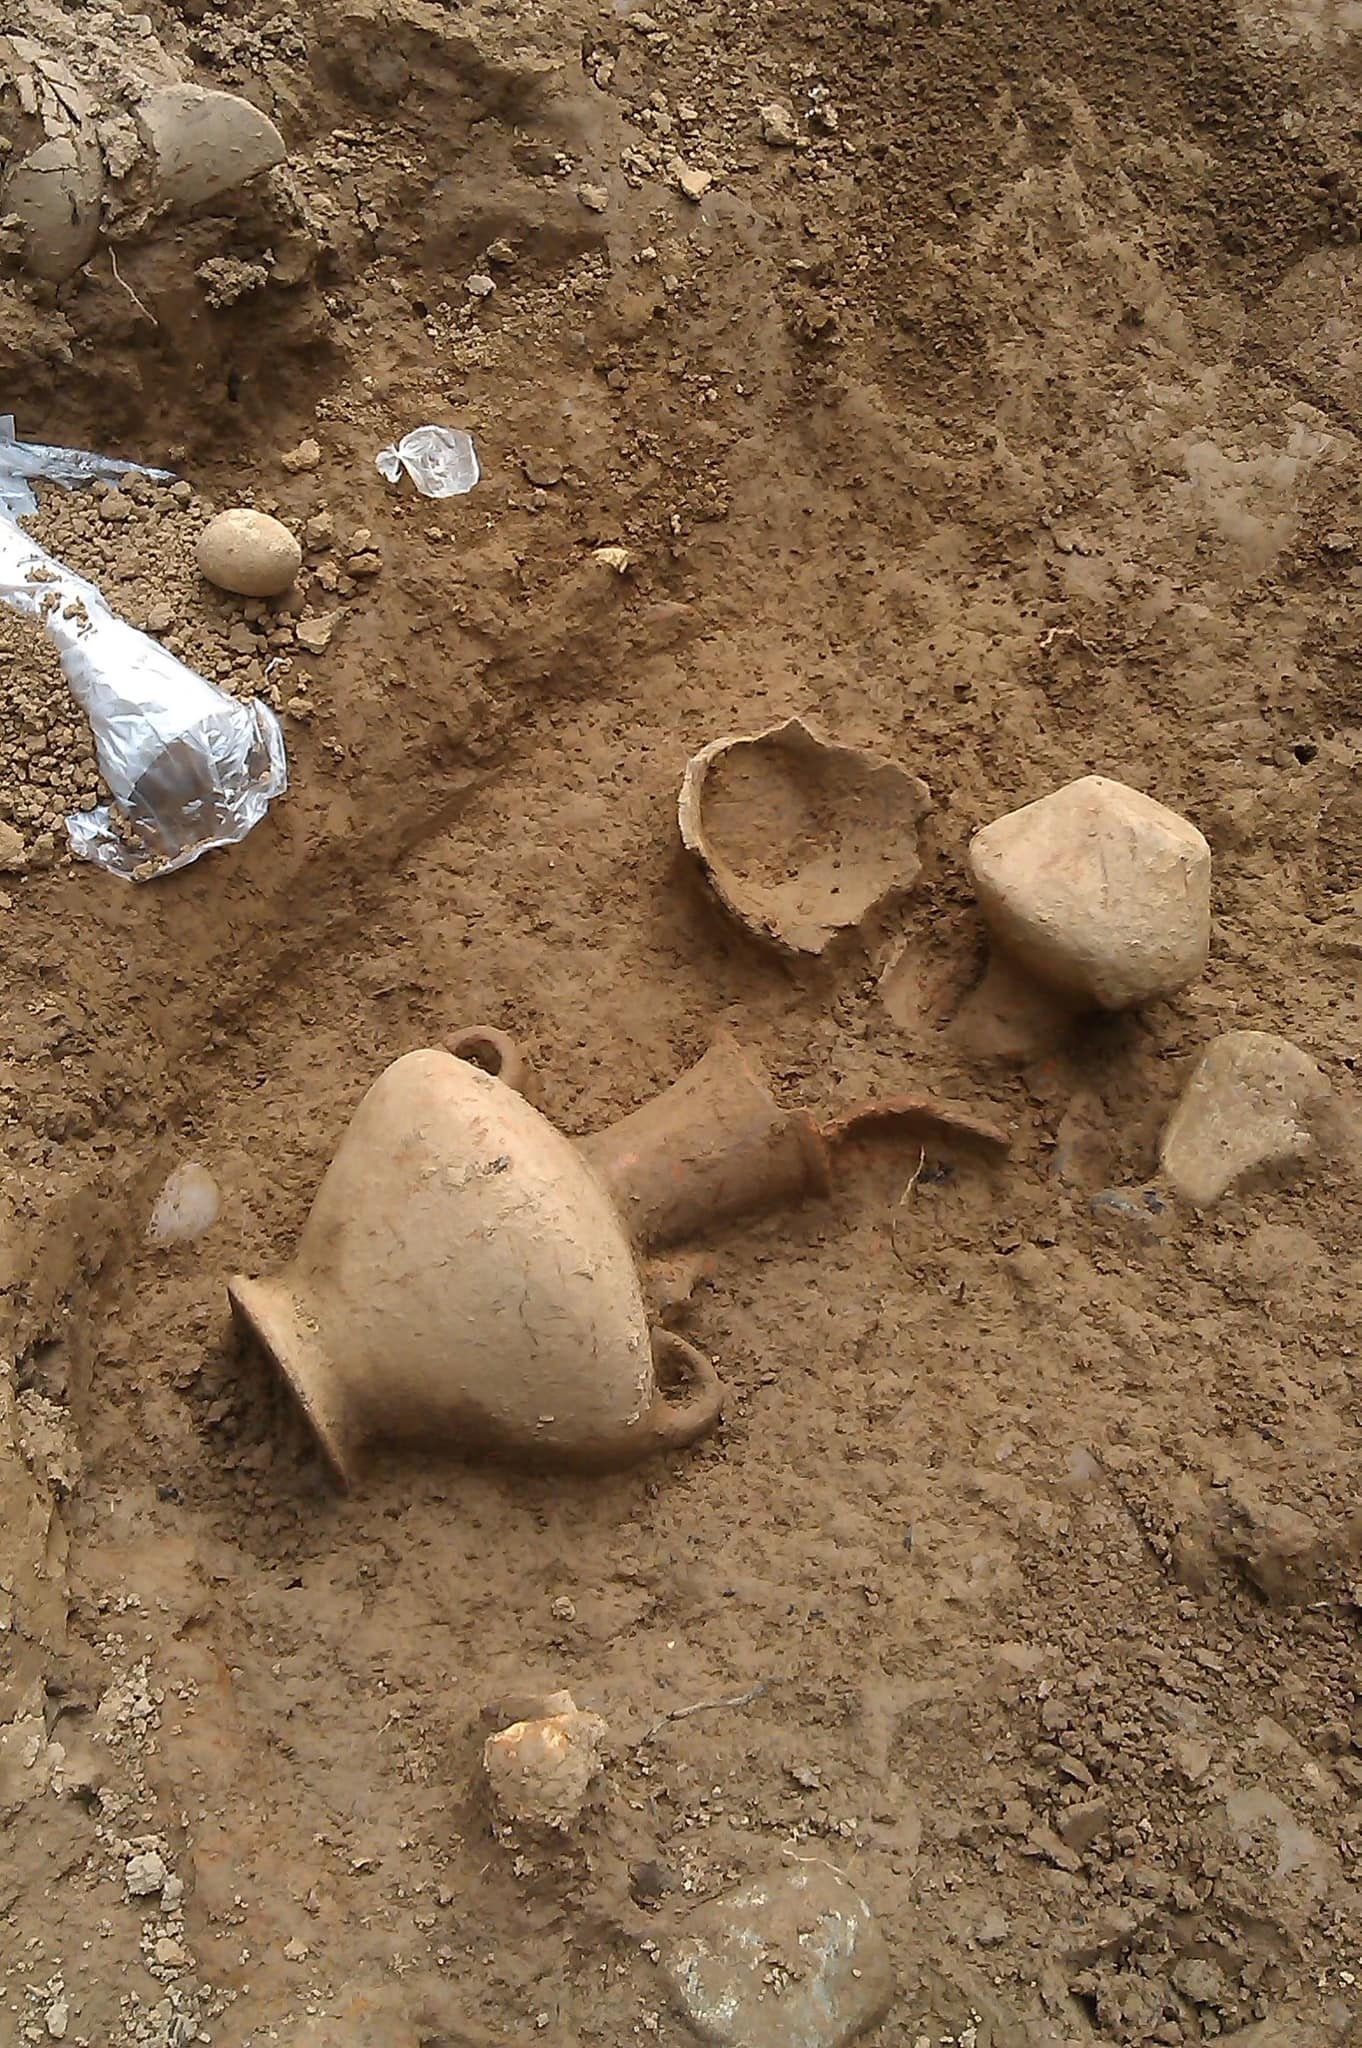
3;0;1362;2045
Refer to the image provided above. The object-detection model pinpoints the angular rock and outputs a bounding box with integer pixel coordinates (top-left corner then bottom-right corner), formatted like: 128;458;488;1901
294;610;343;655
482;1696;607;1830
281;438;322;475
759;103;798;146
4;134;105;282
662;1864;893;2048
968;775;1211;1010
1160;1030;1329;1206
125;1848;168;1898
669;158;714;202
135;86;286;215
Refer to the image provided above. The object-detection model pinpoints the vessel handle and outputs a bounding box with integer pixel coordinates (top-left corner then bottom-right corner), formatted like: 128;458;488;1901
639;1328;725;1452
448;1026;532;1098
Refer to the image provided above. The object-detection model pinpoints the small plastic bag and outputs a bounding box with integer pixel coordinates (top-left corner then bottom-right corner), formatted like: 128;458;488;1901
0;514;287;880
376;425;480;497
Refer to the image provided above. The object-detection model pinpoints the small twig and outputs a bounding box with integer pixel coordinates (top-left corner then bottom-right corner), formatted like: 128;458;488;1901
889;1144;926;1271
639;1681;767;1744
109;248;157;326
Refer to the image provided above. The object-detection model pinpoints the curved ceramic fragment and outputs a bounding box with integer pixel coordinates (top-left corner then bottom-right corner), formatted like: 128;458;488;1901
134;85;285;214
678;715;931;955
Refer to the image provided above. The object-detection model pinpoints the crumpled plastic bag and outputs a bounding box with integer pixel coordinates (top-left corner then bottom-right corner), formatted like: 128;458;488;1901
0;426;287;881
376;425;480;497
0;415;175;519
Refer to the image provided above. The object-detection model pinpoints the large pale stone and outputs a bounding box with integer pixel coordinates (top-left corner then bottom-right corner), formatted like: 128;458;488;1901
968;775;1211;1010
1160;1030;1329;1207
197;509;302;598
662;1864;893;2048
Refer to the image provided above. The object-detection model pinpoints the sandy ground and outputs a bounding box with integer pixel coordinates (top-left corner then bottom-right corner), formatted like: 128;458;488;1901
3;0;1362;2043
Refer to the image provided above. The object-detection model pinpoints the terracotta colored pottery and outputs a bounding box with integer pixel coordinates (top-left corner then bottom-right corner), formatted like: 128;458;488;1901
678;716;931;955
229;1033;828;1488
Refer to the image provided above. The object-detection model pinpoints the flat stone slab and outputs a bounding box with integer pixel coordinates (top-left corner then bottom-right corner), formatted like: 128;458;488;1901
661;1864;893;2048
1160;1029;1329;1206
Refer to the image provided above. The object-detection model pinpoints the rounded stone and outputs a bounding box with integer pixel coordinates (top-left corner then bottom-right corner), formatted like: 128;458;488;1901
968;774;1211;1011
197;509;302;597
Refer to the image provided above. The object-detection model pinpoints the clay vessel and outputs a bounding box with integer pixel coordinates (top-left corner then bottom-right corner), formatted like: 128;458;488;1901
577;1035;828;1249
229;1034;827;1487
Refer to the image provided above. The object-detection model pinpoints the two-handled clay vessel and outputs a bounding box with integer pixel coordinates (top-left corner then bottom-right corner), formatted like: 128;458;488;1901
228;1032;828;1488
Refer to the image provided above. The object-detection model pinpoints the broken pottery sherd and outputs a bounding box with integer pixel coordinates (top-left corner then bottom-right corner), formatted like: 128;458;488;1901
134;86;285;214
678;716;931;955
968;774;1211;1011
3;134;106;281
1159;1029;1331;1206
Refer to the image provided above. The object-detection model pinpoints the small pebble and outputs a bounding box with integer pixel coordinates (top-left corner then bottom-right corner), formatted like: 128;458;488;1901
280;437;322;474
578;183;610;213
125;1849;168;1898
147;1162;221;1245
466;272;496;297
759;103;798;146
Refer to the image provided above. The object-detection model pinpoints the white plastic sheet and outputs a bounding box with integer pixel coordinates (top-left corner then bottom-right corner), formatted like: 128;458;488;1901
0;415;175;518
376;425;479;497
0;426;287;880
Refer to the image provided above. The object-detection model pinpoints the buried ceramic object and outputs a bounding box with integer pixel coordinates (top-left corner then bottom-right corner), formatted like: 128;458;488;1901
3;133;105;282
133;85;286;215
577;1033;829;1249
678;716;931;955
229;1033;828;1487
